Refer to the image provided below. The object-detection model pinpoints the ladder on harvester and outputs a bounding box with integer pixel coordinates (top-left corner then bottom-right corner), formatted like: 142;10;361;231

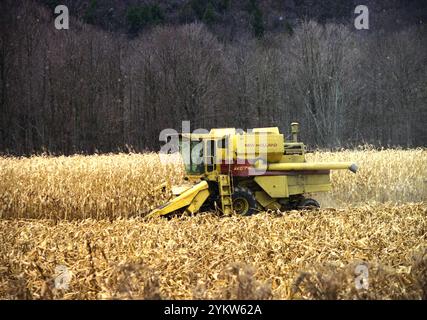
218;174;233;215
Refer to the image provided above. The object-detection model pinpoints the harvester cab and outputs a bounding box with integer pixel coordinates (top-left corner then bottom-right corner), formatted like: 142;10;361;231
147;123;357;218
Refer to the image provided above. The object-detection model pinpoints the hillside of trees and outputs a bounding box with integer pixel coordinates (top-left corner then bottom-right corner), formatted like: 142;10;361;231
37;0;426;38
0;1;426;155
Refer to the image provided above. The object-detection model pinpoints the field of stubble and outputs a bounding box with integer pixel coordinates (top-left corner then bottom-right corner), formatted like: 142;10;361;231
0;148;426;299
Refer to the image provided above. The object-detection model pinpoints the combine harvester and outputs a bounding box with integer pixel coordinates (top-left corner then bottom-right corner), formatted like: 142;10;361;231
147;123;357;218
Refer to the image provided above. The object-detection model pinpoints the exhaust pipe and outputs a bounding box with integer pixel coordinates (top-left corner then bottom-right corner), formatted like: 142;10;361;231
349;163;358;173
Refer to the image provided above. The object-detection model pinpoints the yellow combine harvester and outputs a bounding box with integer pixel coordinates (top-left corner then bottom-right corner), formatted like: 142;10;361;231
147;123;357;218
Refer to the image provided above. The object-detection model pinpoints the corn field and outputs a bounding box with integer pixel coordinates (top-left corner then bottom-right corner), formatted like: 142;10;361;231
1;204;426;299
307;147;427;207
0;148;426;299
1;148;426;219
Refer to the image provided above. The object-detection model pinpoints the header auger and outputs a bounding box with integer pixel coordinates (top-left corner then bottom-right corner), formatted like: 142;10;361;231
147;123;357;218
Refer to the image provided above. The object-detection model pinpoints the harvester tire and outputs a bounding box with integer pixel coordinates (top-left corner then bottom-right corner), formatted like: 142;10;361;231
298;198;320;210
232;186;257;216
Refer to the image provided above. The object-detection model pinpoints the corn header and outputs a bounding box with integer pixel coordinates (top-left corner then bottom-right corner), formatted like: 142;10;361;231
147;123;357;218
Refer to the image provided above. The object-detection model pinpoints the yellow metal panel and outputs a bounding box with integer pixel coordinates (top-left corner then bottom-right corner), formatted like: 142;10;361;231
304;174;331;186
286;174;331;194
304;174;332;193
172;184;194;195
254;176;289;198
252;127;280;134
147;181;209;218
287;175;303;195
186;189;210;214
234;133;284;163
288;185;304;195
255;191;281;210
255;190;273;207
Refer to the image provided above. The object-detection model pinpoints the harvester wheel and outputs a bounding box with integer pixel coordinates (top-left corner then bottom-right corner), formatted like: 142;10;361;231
298;198;320;210
232;186;257;216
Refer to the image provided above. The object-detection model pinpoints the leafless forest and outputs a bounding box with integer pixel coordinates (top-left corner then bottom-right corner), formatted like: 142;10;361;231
0;1;426;301
0;1;426;155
